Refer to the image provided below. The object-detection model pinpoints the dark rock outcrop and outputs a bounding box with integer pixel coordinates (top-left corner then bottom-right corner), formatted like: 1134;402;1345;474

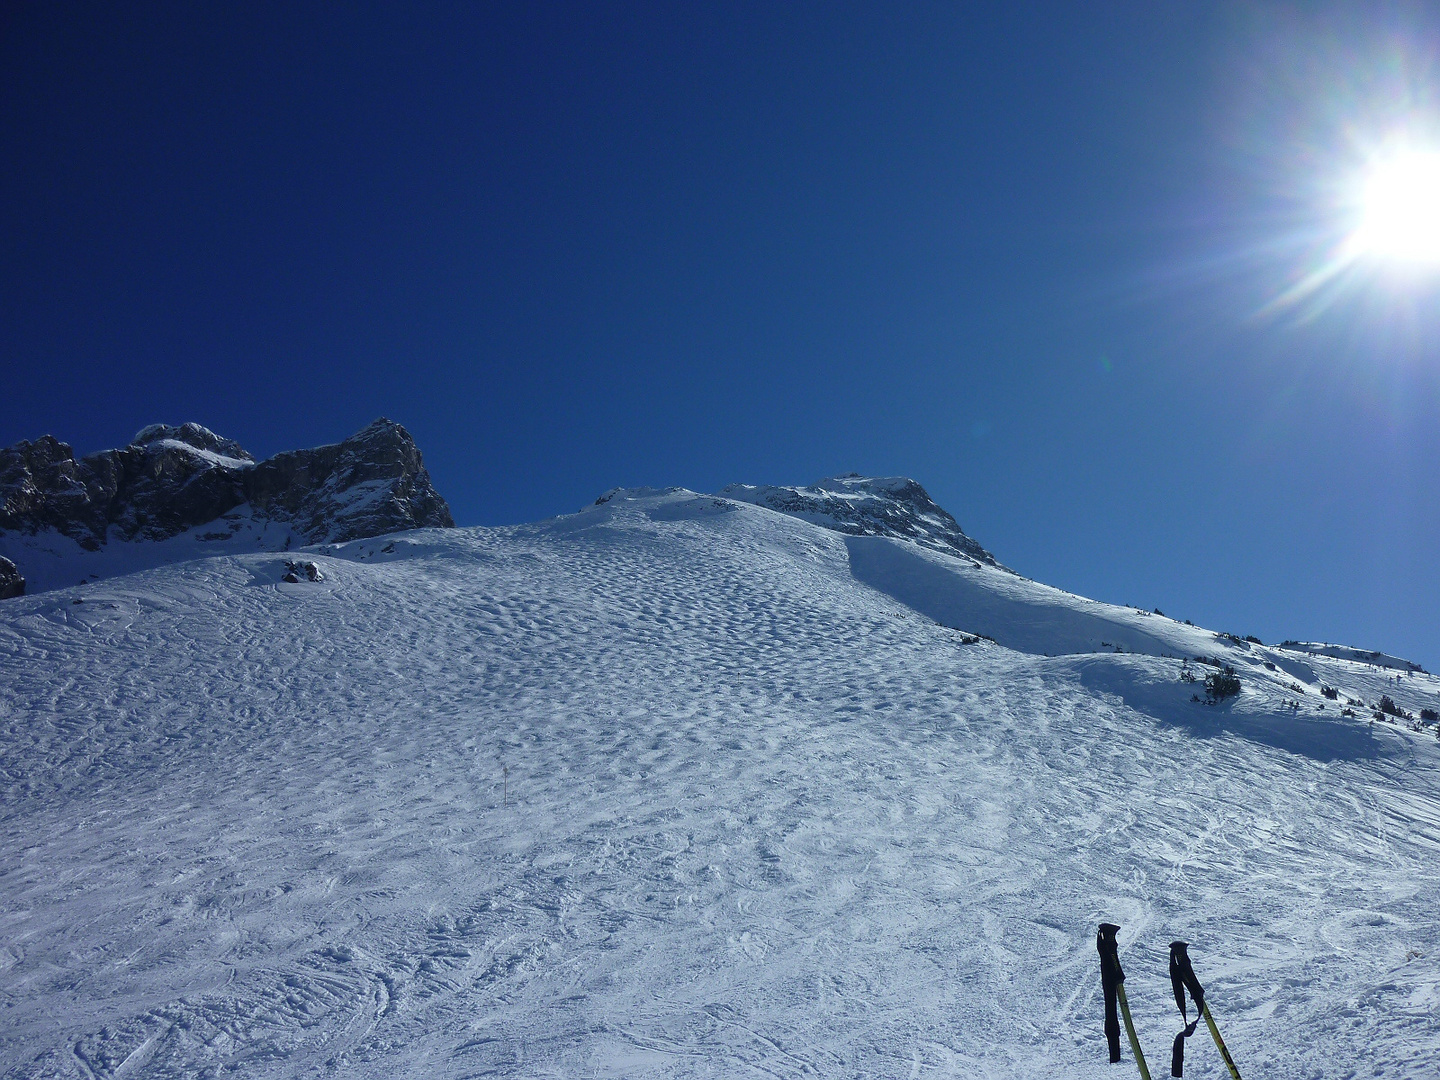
246;418;454;543
0;556;23;599
0;418;454;558
719;474;1003;567
282;559;324;584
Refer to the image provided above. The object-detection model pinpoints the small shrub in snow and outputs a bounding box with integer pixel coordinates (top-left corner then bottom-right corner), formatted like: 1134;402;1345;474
1421;708;1439;724
1321;686;1339;700
1379;695;1412;721
1204;668;1241;703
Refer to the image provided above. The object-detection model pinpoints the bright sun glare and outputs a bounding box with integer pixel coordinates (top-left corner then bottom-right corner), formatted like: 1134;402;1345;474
1351;148;1440;265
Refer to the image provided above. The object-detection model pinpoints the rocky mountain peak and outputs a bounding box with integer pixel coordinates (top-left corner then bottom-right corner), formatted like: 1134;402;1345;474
131;423;253;461
0;418;454;595
244;418;454;543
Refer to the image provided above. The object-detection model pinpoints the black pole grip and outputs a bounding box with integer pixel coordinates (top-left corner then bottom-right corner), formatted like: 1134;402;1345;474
1169;942;1205;1016
1169;942;1205;1076
1098;923;1125;1063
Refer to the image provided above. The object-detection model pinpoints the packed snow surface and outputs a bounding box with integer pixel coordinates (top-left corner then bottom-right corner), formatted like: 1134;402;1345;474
2;487;1439;1078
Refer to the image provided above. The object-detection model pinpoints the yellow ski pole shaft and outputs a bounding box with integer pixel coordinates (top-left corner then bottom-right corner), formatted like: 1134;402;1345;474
1200;1001;1242;1080
1116;984;1152;1080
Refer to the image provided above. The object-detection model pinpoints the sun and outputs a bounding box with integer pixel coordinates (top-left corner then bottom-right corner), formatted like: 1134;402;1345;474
1350;148;1440;266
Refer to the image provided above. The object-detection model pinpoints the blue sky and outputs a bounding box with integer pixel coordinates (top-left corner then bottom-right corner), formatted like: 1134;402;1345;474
4;3;1440;667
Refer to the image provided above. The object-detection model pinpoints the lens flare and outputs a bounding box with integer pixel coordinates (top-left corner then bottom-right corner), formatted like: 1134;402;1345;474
1352;149;1440;265
1256;138;1440;318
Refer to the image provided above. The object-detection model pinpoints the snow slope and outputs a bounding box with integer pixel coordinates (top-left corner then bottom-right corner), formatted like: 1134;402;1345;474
0;507;311;595
2;487;1439;1078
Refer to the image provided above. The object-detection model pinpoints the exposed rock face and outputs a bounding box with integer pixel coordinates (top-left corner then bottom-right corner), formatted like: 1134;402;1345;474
246;419;454;543
133;423;253;461
719;474;1003;567
0;418;454;559
0;556;23;598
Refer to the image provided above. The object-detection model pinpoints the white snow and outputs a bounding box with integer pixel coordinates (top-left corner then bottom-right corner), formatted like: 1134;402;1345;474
0;507;307;595
1277;642;1428;673
145;438;256;471
1;487;1438;1078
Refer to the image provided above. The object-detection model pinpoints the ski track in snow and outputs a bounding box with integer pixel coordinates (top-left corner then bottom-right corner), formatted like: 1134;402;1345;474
1;493;1438;1077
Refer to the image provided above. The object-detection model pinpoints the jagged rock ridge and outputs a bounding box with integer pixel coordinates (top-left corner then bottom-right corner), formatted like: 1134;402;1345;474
718;474;1004;568
0;418;453;571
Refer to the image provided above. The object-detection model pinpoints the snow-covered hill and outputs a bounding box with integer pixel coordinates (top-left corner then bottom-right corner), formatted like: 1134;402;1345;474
2;483;1438;1078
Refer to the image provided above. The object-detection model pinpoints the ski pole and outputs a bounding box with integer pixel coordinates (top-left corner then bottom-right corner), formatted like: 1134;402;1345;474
1168;941;1241;1080
1098;923;1152;1080
1200;1001;1241;1080
1118;982;1151;1080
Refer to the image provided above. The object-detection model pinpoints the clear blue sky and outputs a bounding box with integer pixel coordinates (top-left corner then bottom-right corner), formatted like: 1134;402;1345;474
4;3;1440;667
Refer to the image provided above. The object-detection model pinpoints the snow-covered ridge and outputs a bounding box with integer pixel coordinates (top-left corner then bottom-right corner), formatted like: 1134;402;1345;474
0;418;452;596
1278;641;1428;674
584;484;1430;683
